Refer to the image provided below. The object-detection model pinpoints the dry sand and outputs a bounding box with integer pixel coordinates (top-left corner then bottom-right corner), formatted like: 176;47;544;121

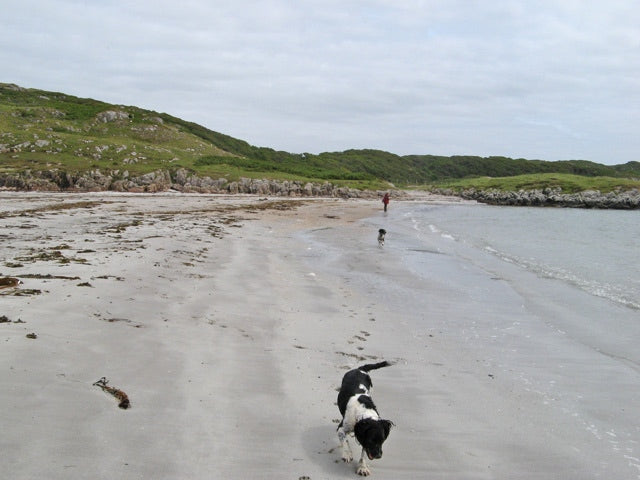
1;192;636;480
0;192;407;480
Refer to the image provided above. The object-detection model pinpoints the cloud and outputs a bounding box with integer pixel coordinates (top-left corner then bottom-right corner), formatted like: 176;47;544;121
2;0;639;163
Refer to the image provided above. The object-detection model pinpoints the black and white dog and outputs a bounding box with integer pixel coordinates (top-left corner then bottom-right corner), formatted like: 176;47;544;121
377;229;386;247
337;361;394;476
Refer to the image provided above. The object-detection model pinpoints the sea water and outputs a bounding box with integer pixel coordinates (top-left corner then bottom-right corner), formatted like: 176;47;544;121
391;203;640;311
368;202;640;368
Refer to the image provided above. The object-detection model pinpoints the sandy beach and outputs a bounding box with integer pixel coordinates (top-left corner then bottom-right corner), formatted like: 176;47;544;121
1;192;638;480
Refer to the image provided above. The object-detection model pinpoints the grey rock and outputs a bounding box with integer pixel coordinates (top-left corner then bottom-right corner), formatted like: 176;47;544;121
96;110;130;123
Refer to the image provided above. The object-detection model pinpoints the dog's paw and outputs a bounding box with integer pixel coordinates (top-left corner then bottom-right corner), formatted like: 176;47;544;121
356;464;371;476
342;453;353;463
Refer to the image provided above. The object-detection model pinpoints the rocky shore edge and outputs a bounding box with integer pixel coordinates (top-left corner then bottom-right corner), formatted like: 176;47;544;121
1;168;639;208
0;168;375;197
444;187;640;209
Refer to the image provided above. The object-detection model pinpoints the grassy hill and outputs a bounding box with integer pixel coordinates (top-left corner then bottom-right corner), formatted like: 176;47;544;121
2;82;639;193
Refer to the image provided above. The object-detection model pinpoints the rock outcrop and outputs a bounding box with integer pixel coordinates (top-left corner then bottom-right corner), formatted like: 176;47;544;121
95;110;131;123
433;187;640;209
0;168;376;198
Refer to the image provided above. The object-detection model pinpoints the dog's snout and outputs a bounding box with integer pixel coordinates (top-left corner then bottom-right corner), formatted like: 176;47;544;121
367;450;382;460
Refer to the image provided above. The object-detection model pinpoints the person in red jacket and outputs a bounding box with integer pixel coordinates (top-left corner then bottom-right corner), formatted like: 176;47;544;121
382;192;390;212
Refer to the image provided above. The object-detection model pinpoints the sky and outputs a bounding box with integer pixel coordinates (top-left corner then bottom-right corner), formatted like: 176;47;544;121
2;1;639;165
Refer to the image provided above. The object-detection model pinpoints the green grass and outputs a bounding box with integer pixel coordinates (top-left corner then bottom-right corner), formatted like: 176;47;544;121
429;173;640;194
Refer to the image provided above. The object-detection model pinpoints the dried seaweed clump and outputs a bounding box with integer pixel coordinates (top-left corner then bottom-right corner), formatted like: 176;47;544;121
93;377;130;409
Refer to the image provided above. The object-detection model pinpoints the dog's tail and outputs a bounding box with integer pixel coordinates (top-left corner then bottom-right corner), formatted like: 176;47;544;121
359;360;394;372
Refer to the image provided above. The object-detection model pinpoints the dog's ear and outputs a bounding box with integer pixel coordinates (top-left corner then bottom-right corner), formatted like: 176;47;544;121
381;419;394;439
